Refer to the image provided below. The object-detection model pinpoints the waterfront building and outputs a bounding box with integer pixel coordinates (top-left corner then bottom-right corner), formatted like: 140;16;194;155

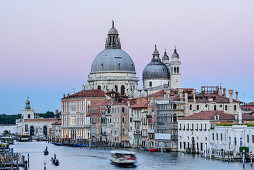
51;111;61;141
16;98;55;137
61;89;106;140
178;111;234;154
129;100;149;147
210;124;254;156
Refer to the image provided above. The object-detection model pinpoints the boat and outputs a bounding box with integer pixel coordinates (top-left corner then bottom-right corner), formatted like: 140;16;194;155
145;148;158;152
140;146;146;150
44;146;49;155
51;154;60;166
73;143;84;147
16;134;30;142
0;136;14;144
54;142;65;146
111;150;137;166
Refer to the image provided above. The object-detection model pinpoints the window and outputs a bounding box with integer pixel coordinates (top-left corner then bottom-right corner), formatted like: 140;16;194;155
115;85;118;92
221;133;223;141
177;67;179;73
190;104;192;110
130;117;132;122
225;105;228;110
180;142;182;149
183;142;186;149
212;133;214;140
200;124;202;131
235;137;237;145
121;85;125;95
247;135;249;143
216;133;218;140
196;124;198;131
220;105;222;107
200;143;203;151
179;124;181;130
149;81;152;87
98;85;101;90
234;105;237;110
204;124;207;131
28;114;30;119
173;104;177;109
214;105;217;110
122;117;125;123
197;105;199;110
122;107;125;113
252;135;254;143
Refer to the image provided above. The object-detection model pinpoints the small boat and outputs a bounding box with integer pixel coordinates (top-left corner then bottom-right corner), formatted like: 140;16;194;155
145;148;158;152
44;147;49;155
54;143;65;146
111;150;137;166
51;154;59;166
16;134;30;142
140;146;146;150
0;143;10;152
0;137;14;144
73;143;84;147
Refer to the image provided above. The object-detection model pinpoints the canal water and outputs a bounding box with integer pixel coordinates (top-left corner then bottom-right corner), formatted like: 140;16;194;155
11;141;251;170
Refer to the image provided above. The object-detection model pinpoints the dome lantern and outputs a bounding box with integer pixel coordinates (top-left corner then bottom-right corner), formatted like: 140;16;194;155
105;20;121;49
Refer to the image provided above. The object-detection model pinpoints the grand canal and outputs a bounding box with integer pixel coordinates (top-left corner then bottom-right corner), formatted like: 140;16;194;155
11;141;251;170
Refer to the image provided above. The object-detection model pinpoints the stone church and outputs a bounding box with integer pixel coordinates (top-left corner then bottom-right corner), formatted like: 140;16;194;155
86;21;181;98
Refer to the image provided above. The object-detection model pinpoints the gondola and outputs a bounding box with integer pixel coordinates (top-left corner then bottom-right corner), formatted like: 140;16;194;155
51;154;60;166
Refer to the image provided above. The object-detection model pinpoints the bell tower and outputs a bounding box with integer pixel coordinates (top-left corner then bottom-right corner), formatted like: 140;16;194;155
21;97;35;119
170;47;181;89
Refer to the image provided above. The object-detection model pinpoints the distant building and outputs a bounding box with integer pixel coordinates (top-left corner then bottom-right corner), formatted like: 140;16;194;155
16;98;55;137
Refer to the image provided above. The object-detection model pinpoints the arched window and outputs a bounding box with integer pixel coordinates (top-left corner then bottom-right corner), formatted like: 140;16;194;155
174;67;176;73
118;63;120;70
177;67;179;73
190;104;192;110
101;64;103;70
121;85;125;95
98;85;101;90
122;117;125;123
115;85;118;92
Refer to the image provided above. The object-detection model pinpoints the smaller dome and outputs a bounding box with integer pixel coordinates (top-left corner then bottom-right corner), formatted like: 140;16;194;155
162;51;169;61
172;48;179;61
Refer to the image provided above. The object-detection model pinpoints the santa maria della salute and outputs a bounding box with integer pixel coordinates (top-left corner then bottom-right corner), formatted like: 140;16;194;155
86;21;181;98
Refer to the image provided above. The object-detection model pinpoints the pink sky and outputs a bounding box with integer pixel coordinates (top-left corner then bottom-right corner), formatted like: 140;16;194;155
0;0;254;114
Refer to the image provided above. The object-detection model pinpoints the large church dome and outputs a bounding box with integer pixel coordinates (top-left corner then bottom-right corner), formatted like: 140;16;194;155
90;21;136;74
91;49;135;73
143;45;170;80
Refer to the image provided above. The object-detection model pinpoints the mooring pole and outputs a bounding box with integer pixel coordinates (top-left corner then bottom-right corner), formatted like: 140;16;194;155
251;151;253;167
44;161;46;170
242;149;245;168
161;142;163;155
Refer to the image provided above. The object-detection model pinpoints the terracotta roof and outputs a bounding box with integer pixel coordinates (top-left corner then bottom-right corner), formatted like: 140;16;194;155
92;99;111;107
130;101;149;108
22;118;55;122
148;90;165;97
179;111;234;120
242;114;254;120
63;89;105;99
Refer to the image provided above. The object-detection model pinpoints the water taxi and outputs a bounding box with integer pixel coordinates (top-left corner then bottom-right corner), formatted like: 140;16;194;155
16;134;30;142
111;150;137;166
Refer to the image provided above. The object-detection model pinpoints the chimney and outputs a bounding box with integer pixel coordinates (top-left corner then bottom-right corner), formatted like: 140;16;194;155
185;92;188;103
223;88;226;97
228;90;233;103
235;91;238;101
179;89;184;101
63;94;65;98
238;108;242;124
193;89;196;103
67;93;70;97
219;86;222;96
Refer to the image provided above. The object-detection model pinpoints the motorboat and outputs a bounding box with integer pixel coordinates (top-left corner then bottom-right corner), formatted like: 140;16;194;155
16;134;30;142
111;150;137;166
51;154;59;166
0;136;14;144
145;148;158;152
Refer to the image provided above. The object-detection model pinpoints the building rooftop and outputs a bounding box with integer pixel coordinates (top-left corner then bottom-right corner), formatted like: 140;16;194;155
63;89;106;99
179;111;234;120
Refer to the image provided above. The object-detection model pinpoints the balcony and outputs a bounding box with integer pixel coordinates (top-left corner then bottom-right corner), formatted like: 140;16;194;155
134;129;141;135
148;129;154;133
133;117;141;122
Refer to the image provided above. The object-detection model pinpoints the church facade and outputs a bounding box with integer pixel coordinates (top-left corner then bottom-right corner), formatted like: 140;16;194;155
87;21;181;98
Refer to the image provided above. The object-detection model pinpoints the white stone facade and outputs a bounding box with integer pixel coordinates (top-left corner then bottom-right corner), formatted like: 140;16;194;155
178;120;210;153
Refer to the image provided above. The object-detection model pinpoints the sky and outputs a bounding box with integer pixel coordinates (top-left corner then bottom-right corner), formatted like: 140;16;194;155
0;0;254;114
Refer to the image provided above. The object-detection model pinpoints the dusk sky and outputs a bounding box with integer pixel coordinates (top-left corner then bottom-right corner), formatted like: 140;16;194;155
1;0;253;114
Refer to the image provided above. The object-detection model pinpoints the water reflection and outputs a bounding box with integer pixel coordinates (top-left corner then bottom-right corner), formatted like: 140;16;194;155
11;142;249;170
